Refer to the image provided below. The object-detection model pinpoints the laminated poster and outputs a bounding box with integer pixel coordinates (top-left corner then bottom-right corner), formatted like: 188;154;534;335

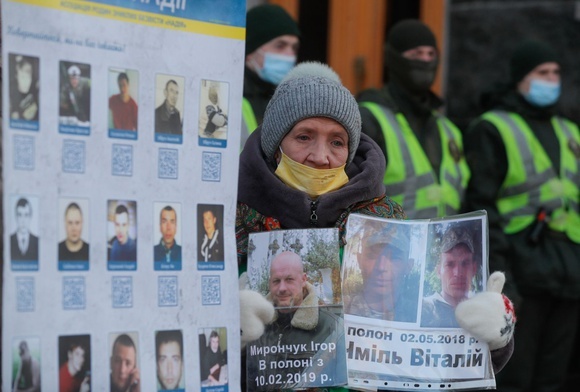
342;211;496;391
1;1;247;391
245;228;347;391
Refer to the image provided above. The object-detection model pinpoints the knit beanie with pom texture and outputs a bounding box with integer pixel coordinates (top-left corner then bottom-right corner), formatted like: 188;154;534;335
260;62;361;165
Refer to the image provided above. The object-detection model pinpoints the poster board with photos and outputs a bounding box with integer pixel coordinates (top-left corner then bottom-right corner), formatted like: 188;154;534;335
2;0;246;391
342;211;495;391
245;228;347;391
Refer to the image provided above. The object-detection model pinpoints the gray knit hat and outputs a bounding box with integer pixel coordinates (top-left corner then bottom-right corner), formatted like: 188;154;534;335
261;62;362;165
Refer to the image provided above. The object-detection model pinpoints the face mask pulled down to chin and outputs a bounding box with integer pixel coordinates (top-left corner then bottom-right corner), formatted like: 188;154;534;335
274;150;348;198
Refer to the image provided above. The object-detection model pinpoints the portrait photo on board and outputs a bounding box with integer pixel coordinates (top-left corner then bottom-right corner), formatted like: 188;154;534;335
107;200;138;270
12;336;41;391
108;67;139;138
58;198;90;271
8;53;40;129
10;195;40;270
58;334;91;392
198;79;229;147
153;202;182;270
154;74;184;144
155;329;185;392
197;204;224;267
199;327;228;388
109;332;140;392
59;60;91;132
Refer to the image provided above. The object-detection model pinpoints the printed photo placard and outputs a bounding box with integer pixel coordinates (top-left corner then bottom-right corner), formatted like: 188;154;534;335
342;212;494;391
245;228;347;391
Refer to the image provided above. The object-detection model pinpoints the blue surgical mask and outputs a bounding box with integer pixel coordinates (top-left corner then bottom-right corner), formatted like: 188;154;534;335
523;79;561;107
258;52;296;85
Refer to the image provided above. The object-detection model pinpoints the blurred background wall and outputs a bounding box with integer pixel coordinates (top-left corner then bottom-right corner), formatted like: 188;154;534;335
447;0;580;129
248;0;580;131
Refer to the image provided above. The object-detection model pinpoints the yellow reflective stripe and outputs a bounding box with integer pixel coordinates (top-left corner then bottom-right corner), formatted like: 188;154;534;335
565;214;580;243
482;111;580;242
360;102;466;218
435;115;470;214
359;102;407;184
242;98;258;134
504;216;535;234
360;102;435;218
552;117;580;201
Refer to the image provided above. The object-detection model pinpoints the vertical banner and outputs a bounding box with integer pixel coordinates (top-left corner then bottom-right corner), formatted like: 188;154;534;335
2;1;246;391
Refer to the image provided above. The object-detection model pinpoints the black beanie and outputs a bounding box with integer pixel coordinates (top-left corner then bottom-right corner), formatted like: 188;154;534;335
510;40;559;84
245;5;301;55
388;19;437;53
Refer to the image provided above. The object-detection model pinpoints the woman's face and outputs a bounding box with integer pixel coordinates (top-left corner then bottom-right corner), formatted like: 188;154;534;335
278;117;349;169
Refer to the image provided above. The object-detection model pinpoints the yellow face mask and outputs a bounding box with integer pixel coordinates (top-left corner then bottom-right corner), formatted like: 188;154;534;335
274;150;349;198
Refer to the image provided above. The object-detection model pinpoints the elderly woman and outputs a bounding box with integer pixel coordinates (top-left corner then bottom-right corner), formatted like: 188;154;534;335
237;62;514;389
237;62;404;265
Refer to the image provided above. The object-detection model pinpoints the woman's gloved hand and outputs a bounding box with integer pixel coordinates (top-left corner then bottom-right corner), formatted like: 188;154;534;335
239;273;275;348
455;271;516;351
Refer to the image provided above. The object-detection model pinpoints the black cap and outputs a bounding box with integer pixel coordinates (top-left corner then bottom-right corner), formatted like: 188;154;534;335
245;5;301;55
510;40;559;84
388;19;437;53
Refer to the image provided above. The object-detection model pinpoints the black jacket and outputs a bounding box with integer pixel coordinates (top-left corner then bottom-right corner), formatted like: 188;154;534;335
463;89;580;304
243;67;278;127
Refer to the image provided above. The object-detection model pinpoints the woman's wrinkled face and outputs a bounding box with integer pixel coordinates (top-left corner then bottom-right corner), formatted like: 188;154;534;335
277;117;349;169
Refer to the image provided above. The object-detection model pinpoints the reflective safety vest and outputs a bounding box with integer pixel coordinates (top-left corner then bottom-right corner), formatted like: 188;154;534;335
482;110;580;243
240;98;258;150
360;102;470;219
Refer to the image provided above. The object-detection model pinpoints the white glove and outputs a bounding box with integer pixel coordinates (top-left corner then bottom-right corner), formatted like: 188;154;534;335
455;271;516;351
239;273;275;348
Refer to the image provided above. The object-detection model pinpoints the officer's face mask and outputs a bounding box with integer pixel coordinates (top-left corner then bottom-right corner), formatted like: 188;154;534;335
274;149;348;198
387;46;438;93
523;79;561;107
255;51;296;85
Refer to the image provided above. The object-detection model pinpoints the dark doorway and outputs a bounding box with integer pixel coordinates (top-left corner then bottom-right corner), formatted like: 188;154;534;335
298;0;329;63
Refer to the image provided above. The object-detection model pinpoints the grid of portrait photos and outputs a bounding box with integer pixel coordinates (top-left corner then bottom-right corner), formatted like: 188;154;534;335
8;197;227;267
9;53;230;146
3;0;247;391
7;53;232;384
